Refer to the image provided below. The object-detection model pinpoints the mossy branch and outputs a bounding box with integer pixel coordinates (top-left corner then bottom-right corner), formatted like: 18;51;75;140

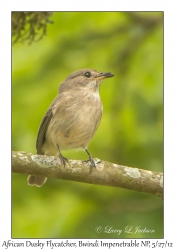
12;151;163;197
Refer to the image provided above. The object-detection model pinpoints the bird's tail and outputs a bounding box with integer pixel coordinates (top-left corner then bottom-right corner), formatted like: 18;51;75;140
27;175;47;187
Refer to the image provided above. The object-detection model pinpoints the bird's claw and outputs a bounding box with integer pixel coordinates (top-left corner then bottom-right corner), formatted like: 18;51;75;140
59;153;68;167
83;156;98;173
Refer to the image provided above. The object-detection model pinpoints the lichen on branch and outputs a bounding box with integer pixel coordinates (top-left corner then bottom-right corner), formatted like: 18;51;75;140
12;151;163;197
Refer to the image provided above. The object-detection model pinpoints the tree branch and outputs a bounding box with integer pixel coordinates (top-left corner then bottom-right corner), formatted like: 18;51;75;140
12;151;163;197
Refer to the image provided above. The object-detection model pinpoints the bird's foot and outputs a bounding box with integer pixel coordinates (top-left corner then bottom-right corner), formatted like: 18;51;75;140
59;153;68;167
83;158;96;173
57;144;68;167
83;149;97;173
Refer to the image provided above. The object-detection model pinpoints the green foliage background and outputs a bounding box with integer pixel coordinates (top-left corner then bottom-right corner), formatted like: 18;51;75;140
12;12;163;238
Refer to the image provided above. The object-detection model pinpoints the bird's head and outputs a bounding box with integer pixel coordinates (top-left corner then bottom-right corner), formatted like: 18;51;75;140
59;68;114;93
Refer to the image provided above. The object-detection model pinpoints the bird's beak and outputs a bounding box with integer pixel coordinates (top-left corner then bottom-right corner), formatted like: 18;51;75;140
94;72;114;80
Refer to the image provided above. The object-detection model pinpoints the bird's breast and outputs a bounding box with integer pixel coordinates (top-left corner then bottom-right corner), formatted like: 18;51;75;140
44;91;103;151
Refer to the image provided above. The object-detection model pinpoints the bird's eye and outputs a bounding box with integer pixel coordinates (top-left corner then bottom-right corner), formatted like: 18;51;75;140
84;72;91;78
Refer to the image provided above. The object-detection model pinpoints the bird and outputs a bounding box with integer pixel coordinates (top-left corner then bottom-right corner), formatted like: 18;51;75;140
27;68;114;187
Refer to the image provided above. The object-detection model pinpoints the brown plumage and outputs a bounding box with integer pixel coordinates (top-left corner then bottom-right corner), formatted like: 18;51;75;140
27;68;114;187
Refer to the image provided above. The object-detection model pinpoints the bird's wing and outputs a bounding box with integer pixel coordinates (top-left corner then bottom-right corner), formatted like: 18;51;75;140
36;96;58;154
